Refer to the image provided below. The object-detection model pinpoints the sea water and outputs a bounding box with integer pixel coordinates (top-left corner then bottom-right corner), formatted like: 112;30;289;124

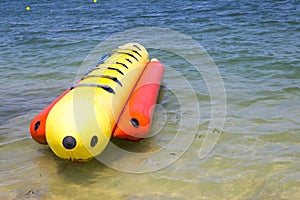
0;0;299;199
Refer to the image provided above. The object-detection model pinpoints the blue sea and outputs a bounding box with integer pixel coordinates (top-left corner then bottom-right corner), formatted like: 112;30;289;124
0;0;299;199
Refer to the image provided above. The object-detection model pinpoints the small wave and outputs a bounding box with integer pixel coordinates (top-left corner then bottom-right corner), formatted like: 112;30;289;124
282;87;300;94
0;137;30;147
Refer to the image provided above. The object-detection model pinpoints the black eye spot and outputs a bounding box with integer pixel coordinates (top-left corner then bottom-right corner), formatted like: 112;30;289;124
34;121;40;131
62;136;76;150
130;118;139;128
90;135;98;147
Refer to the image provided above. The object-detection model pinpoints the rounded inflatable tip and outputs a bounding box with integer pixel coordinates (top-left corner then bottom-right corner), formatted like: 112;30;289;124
150;58;159;62
62;136;76;150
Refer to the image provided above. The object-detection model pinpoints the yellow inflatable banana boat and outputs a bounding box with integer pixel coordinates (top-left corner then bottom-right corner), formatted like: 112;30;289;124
46;43;148;162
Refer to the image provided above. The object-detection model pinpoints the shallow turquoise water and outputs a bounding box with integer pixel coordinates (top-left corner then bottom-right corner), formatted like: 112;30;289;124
1;0;299;199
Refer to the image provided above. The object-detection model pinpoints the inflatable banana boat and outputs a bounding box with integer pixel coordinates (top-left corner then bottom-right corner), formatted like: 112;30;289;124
30;43;164;162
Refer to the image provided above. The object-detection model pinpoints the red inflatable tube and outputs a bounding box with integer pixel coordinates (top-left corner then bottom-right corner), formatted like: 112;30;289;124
113;59;164;141
29;89;70;144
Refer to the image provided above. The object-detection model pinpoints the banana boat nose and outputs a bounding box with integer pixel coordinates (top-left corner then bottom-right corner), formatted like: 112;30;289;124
45;90;112;162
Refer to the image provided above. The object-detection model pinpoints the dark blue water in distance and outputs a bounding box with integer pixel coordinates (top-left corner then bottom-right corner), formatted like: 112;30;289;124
0;0;299;199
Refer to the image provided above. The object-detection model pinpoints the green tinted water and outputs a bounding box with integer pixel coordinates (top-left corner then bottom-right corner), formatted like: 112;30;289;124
1;0;299;199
